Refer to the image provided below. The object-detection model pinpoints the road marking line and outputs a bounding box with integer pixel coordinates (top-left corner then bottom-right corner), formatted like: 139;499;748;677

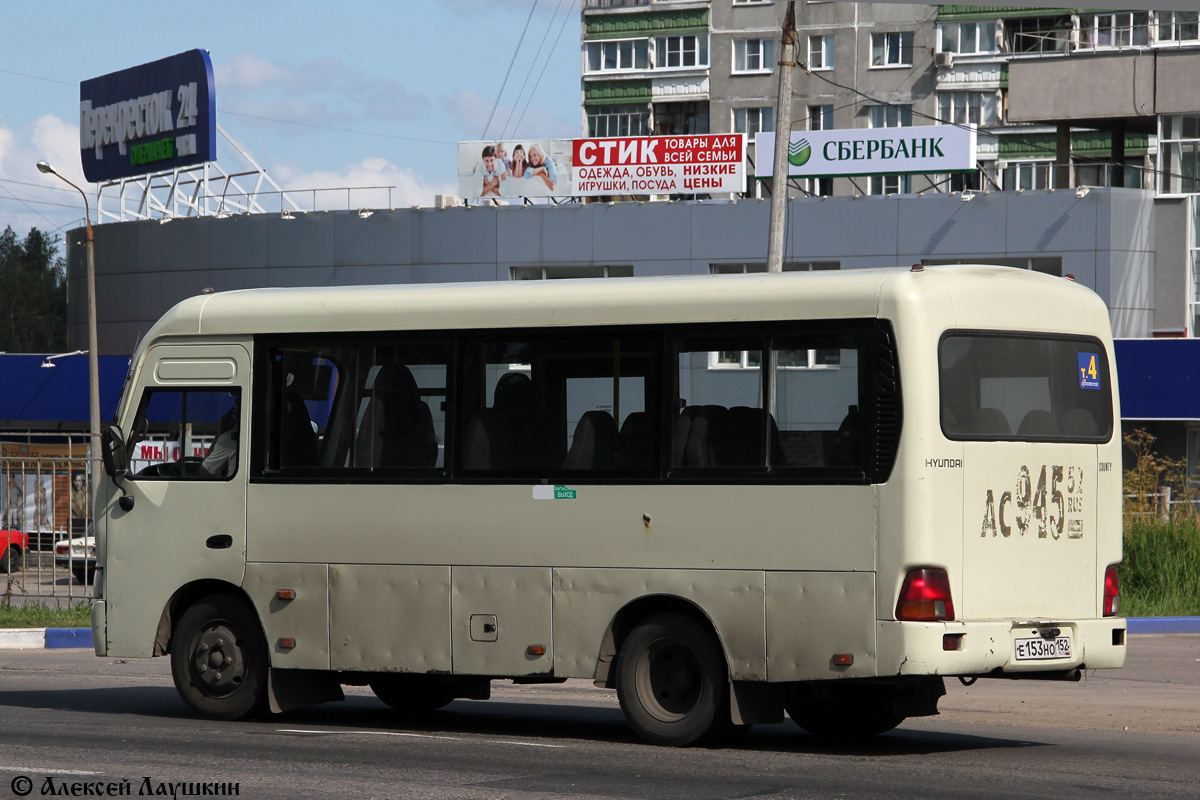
0;767;102;776
275;729;565;748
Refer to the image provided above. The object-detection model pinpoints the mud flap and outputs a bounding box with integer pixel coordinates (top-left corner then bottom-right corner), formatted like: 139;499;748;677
268;669;345;714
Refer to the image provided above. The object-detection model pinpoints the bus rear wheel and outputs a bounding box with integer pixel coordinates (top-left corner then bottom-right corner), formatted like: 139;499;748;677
615;612;730;747
171;595;269;721
368;675;456;713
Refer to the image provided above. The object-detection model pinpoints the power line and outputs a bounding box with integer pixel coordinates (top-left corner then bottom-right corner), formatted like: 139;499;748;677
513;0;578;139
500;0;568;142
222;111;453;146
482;0;539;141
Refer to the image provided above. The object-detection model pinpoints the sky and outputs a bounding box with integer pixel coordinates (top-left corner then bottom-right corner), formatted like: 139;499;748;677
0;0;581;247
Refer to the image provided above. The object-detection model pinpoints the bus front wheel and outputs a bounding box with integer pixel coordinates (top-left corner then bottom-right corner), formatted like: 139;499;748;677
615;612;731;747
170;595;269;721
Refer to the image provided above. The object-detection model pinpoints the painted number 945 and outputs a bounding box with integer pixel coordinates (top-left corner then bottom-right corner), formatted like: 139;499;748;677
981;465;1085;541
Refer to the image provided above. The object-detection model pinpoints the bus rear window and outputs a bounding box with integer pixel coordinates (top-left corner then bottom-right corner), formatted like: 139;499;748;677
939;333;1113;442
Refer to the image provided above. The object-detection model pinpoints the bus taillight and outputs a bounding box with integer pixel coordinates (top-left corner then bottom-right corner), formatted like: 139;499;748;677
896;568;955;621
1103;565;1120;617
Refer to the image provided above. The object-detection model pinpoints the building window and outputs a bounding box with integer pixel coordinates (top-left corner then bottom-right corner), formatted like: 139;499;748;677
655;35;709;69
949;170;982;192
805;177;834;196
808;35;835;70
733;107;773;136
1158;10;1199;44
733;38;774;73
809;105;833;131
584;39;650;73
868;104;912;129
868;175;911;195
1190;198;1200;338
1161;115;1200;195
1001;161;1055;191
511;266;634;280
654;101;709;135
1007;16;1070;54
870;32;913;67
938;21;998;54
938;92;997;127
587;104;649;138
1077;12;1149;50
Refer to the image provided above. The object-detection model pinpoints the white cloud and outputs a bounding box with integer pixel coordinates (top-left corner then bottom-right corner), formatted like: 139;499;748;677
270;156;456;210
0;114;89;239
214;52;293;92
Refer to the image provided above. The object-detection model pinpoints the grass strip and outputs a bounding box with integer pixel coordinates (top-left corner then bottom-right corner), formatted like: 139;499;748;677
0;601;92;629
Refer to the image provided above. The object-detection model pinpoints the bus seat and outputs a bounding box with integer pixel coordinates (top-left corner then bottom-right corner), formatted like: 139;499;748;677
963;407;1011;436
563;410;618;470
671;406;697;467
727;406;784;467
828;405;862;467
1061;408;1099;437
683;405;729;467
355;364;438;468
1018;409;1060;437
618;411;652;470
279;390;319;467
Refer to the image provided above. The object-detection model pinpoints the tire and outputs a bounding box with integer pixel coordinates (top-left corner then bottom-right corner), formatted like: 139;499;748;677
615;612;731;747
0;546;21;574
170;595;269;721
786;693;904;739
368;675;456;713
72;565;94;585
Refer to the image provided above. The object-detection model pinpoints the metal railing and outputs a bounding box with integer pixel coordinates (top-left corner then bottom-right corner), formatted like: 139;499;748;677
1;434;95;608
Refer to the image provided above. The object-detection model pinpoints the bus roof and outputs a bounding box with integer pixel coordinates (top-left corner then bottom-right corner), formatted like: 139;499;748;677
139;265;1108;344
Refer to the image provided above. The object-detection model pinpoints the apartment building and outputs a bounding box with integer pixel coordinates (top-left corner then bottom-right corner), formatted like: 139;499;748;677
581;3;1200;199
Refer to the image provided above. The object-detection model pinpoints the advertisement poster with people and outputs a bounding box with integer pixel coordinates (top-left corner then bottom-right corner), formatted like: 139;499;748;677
457;140;573;199
457;134;745;199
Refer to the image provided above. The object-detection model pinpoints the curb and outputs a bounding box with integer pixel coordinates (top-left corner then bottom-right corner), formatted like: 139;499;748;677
1126;616;1200;634
0;627;93;650
2;619;1199;651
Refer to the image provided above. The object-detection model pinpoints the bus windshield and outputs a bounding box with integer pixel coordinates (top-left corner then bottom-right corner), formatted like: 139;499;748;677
939;332;1113;442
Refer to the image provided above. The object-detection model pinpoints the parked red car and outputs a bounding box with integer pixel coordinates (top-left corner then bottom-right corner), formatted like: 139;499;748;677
0;529;27;574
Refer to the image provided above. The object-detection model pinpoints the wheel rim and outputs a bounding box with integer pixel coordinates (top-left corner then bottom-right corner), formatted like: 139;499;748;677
189;620;248;698
634;636;703;722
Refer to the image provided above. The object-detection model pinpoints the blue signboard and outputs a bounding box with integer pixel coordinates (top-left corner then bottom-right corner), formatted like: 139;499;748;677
79;49;216;183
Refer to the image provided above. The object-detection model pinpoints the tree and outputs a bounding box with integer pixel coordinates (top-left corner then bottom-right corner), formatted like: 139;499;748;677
0;226;67;353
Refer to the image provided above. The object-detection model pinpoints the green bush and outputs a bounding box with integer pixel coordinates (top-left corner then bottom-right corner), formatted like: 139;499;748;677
1122;521;1200;617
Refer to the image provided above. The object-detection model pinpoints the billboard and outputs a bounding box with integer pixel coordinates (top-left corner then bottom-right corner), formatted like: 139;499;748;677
754;126;976;178
457;134;745;198
80;49;216;183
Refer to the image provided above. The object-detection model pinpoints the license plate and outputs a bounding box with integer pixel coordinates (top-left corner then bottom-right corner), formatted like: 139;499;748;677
1014;636;1072;660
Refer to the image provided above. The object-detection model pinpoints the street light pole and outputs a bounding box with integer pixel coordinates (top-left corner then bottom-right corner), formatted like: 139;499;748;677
36;160;101;512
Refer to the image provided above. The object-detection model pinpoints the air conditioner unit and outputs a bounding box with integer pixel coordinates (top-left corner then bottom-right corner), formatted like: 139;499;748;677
934;51;954;68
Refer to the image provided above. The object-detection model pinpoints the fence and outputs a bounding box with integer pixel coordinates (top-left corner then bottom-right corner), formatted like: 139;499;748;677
1;434;95;608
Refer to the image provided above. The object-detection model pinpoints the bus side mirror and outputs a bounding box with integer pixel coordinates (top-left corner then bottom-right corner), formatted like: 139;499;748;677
102;425;129;479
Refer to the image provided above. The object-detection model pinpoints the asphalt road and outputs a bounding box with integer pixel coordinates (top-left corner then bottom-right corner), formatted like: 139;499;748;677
0;635;1195;799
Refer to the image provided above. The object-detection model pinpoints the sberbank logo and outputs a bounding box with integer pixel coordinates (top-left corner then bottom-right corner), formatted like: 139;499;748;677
788;138;811;167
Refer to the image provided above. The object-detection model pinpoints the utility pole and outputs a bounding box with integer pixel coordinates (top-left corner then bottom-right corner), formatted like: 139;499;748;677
766;1;797;273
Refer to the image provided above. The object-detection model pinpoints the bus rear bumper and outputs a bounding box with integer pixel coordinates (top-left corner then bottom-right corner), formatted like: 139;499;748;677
878;617;1127;677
